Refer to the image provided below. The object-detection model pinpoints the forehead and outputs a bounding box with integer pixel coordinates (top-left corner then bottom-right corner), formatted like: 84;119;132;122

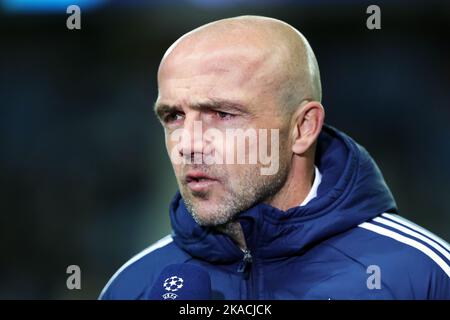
157;44;280;106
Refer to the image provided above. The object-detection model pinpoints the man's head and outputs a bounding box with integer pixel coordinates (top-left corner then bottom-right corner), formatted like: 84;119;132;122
155;16;324;226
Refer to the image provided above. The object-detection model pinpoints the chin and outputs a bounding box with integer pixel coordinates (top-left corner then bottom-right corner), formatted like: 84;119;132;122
192;203;233;227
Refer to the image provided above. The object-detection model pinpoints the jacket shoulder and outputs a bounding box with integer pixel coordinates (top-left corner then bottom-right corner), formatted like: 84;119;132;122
99;235;190;300
323;213;450;299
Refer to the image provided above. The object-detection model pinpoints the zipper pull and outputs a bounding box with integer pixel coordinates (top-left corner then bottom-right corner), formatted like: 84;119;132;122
237;249;252;273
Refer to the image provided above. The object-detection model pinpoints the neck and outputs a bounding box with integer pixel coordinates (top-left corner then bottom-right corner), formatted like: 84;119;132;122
215;222;247;250
265;155;315;211
218;155;315;250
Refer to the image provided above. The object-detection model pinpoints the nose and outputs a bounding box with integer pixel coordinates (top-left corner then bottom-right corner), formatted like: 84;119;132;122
177;113;205;163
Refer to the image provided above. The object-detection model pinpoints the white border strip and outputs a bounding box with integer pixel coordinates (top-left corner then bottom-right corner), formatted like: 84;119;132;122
373;217;450;261
359;222;450;278
382;213;450;253
99;234;173;299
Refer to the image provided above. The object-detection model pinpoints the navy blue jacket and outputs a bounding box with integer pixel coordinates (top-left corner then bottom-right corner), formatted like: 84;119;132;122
100;125;450;300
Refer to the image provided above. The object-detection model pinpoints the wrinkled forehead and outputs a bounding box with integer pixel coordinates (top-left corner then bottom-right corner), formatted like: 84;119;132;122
157;43;282;100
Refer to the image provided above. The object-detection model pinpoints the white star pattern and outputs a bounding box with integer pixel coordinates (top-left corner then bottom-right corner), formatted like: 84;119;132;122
163;276;184;292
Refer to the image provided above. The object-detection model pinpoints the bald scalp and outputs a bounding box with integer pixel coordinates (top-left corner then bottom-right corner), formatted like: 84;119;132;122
158;15;322;117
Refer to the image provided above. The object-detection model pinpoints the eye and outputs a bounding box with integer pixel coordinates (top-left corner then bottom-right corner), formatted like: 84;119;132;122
216;111;234;120
164;112;184;123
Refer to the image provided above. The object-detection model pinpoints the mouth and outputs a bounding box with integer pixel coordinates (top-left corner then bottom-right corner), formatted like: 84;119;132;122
185;171;219;193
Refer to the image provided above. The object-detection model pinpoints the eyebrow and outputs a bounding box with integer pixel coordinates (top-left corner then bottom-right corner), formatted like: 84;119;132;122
153;103;180;121
154;98;248;121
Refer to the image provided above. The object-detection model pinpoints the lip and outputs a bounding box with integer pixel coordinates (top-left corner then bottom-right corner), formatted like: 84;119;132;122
185;170;219;192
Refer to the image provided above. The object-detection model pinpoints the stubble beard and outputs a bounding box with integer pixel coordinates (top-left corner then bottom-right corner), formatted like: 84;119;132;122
179;160;289;228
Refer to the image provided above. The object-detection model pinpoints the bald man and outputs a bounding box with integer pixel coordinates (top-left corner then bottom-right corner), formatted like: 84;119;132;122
100;16;450;300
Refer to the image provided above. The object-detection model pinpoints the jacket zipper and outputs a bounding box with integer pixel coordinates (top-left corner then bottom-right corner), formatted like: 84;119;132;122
237;249;254;299
237;249;252;273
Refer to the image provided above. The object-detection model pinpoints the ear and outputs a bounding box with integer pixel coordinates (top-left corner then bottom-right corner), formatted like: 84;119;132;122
291;101;325;155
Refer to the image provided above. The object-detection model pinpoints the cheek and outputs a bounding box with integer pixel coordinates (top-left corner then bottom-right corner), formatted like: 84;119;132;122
225;163;258;184
165;137;171;154
165;135;181;170
203;129;225;159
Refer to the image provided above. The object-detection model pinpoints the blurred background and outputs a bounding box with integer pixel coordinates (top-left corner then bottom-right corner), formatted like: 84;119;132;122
0;0;449;299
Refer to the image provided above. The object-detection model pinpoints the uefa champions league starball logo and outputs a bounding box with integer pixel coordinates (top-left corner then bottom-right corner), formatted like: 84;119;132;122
164;275;184;292
162;275;184;299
